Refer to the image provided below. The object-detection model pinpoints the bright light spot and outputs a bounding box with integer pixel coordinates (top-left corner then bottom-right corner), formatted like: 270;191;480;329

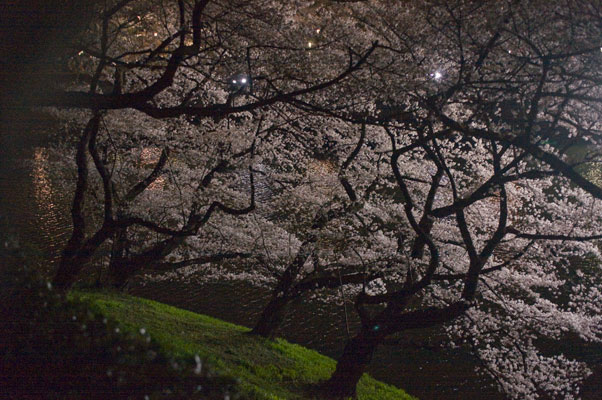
241;78;247;83
433;71;442;80
153;32;158;37
316;28;321;34
78;50;84;56
232;79;237;84
308;41;313;48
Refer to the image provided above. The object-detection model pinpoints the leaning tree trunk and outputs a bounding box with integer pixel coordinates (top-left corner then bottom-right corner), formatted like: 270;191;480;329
107;227;130;288
250;245;311;338
53;242;99;291
250;293;290;338
107;257;130;288
53;224;113;292
53;252;85;291
322;327;382;398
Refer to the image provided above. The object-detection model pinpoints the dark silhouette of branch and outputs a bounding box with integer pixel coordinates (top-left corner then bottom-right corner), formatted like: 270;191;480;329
146;252;253;271
124;148;170;202
506;227;602;241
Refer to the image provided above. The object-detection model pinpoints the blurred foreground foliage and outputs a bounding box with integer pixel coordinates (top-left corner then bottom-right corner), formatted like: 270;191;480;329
0;229;238;400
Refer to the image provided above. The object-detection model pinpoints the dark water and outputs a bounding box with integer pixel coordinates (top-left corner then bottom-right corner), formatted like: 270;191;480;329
0;112;72;270
1;112;600;399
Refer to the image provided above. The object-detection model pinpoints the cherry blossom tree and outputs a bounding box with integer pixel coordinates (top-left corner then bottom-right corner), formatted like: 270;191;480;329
41;0;377;290
37;0;602;399
312;0;602;398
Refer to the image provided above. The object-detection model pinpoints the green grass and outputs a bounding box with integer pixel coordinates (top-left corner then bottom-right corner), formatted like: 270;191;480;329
73;290;415;400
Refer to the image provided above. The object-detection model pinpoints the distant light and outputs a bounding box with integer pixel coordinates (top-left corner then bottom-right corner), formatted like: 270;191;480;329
431;71;443;81
241;78;247;83
78;50;84;56
153;32;158;37
232;79;237;84
308;41;313;48
316;28;321;34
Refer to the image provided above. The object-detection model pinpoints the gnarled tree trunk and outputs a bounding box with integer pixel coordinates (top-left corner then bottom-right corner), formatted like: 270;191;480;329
53;225;113;291
250;293;290;338
107;227;130;288
251;239;314;338
322;327;382;399
53;254;85;291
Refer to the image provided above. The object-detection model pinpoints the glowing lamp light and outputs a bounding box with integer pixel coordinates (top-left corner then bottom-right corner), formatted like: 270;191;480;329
308;41;313;48
433;71;442;80
229;74;250;89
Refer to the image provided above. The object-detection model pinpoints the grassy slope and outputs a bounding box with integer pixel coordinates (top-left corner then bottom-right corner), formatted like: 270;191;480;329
74;291;415;400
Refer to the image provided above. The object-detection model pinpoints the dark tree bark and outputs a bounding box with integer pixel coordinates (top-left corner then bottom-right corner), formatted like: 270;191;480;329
249;249;307;338
53;255;85;290
53;225;113;291
52;114;98;291
322;327;382;398
249;294;290;338
107;227;129;287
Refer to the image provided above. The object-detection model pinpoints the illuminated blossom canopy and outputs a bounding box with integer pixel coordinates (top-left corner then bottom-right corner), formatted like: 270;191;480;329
39;0;602;398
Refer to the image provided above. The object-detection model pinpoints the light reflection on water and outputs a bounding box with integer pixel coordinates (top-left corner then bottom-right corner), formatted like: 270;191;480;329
29;147;71;273
33;147;60;236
